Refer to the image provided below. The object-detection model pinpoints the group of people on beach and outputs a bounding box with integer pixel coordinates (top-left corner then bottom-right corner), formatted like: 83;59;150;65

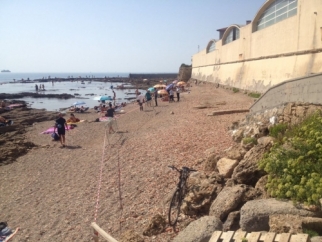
136;85;184;111
35;84;45;91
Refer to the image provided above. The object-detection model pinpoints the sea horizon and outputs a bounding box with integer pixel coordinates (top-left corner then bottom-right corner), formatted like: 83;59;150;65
0;72;129;84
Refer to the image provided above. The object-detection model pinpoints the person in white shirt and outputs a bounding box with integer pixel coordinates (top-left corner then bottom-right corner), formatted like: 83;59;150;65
137;94;145;111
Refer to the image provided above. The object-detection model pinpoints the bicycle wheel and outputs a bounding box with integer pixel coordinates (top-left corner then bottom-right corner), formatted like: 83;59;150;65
168;189;181;226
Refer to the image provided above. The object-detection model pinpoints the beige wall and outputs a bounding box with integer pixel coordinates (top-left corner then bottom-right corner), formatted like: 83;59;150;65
192;0;322;93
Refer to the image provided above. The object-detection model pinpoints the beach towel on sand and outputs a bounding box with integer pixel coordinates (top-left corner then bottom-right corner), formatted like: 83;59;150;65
66;119;85;125
41;125;73;134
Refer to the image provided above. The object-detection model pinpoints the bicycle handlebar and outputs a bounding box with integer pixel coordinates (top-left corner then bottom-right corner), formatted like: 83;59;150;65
168;165;197;173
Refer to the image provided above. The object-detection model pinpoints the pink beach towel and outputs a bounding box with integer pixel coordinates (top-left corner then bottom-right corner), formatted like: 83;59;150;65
41;125;73;134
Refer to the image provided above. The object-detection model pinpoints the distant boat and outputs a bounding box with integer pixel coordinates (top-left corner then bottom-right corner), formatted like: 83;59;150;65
1;70;10;72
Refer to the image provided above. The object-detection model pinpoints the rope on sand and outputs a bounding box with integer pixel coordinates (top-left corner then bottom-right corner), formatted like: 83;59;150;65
93;129;108;222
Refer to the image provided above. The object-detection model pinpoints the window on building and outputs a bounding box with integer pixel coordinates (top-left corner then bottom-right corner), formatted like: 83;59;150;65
207;41;216;53
256;0;297;31
223;27;240;45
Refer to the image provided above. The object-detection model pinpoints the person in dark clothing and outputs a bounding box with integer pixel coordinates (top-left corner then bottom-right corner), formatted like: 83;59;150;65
154;89;158;106
105;105;116;134
54;113;68;147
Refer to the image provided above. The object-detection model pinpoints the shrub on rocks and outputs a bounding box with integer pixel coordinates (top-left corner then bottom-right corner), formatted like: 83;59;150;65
259;113;322;205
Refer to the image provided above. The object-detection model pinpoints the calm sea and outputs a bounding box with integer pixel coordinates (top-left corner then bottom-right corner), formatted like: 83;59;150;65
0;72;128;83
0;72;146;111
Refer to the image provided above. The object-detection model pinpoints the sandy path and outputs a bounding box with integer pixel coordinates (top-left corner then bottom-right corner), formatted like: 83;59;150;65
0;83;254;241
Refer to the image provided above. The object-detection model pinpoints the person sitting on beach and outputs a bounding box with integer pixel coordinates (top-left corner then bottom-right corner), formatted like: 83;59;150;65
69;106;76;112
67;113;80;123
1;101;6;109
80;106;85;113
100;105;107;114
0;116;13;126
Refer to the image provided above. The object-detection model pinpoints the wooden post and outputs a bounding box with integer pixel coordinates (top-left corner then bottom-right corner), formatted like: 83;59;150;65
93;228;99;242
91;222;118;242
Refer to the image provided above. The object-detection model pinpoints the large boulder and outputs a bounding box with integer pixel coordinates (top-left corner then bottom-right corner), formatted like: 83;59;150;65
224;144;247;161
231;144;269;186
182;172;224;216
240;198;321;232
217;158;238;178
173;216;222;242
223;211;240;231
209;185;246;221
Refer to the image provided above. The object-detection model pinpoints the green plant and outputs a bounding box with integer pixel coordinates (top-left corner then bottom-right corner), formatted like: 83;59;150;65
303;228;319;238
233;87;239;93
241;237;248;242
259;113;322;205
269;123;288;140
248;92;261;98
242;137;258;145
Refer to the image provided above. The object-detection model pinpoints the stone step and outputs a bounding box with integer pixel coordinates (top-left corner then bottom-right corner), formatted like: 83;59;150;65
209;231;310;242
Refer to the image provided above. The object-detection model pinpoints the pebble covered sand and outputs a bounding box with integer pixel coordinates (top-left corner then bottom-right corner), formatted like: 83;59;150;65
0;83;254;241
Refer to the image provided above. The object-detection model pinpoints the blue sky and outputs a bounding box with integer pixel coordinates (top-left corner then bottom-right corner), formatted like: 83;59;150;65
0;0;264;73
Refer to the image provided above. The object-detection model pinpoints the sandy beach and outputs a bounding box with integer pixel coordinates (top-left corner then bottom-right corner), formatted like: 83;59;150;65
0;83;254;241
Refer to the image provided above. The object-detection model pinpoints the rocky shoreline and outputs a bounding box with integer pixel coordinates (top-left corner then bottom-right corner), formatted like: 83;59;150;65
0;104;57;165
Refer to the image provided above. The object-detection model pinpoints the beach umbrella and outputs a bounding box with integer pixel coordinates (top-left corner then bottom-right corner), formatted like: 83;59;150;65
148;87;156;92
177;81;186;86
73;101;86;106
93;96;101;100
166;83;174;91
154;84;166;89
100;96;113;101
158;89;168;95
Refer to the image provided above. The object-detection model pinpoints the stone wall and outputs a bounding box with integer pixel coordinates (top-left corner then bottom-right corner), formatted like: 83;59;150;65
178;64;192;82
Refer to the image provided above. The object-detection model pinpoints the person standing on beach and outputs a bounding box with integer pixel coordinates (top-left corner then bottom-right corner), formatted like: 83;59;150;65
154;89;158;106
105;103;116;134
176;86;181;102
137;93;144;111
35;84;38;92
145;90;152;107
54;113;68;147
113;90;116;106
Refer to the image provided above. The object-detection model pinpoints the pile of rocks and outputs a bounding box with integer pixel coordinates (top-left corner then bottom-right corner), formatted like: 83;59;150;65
143;102;322;242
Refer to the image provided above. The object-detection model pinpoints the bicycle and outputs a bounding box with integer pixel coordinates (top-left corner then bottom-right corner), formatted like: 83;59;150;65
168;165;197;227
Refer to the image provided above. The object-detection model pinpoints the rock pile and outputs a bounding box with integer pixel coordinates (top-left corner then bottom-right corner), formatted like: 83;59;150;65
144;102;322;241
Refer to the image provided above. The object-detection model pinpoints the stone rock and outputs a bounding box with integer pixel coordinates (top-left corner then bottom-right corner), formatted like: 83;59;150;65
232;129;244;143
257;136;275;147
232;145;269;186
242;186;264;203
182;172;223;216
269;215;322;235
217;158;238;178
255;175;269;199
225;144;246;161
142;214;166;237
173;216;222;242
240;198;321;232
204;154;220;172
119;230;144;242
209;185;246;221
269;214;303;234
223;211;240;231
311;237;322;242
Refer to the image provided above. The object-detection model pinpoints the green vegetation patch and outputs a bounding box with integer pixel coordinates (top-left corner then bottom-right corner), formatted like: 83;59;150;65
303;228;319;238
242;137;257;145
259;113;322;205
248;92;261;98
233;87;239;93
